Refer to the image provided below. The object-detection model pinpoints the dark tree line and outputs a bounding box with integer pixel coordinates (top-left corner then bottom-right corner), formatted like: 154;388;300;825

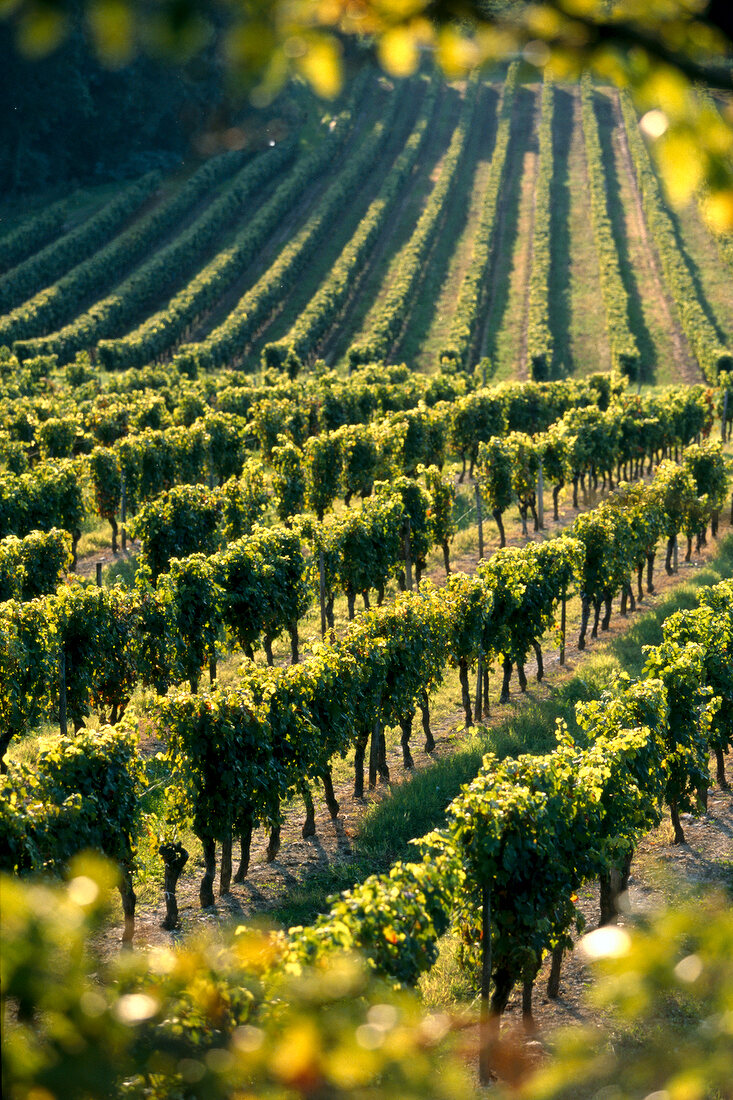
0;3;304;195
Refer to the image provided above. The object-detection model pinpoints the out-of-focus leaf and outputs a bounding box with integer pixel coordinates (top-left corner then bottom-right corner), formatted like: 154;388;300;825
87;0;134;66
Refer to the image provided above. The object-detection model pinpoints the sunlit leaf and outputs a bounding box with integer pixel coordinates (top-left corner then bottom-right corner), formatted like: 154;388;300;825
436;26;480;79
87;0;134;66
16;2;66;56
378;24;419;77
297;33;342;99
657;130;705;205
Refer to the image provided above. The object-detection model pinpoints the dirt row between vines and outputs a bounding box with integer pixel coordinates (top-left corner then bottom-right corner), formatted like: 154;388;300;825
608;88;702;386
111;511;733;957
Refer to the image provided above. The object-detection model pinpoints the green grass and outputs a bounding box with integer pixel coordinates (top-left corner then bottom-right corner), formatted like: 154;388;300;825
562;86;613;378
488;84;538;381
419;935;477;1007
103;554;139;587
76;514;115;559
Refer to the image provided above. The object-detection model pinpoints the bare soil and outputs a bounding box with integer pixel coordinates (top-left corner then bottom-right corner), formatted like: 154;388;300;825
608;89;702;386
75;541;139;579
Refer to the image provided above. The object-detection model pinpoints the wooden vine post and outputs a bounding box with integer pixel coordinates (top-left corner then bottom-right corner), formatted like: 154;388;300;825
318;550;327;638
537;460;545;529
120;476;127;553
58;649;67;738
404;517;413;592
96;561;103;586
476;483;484;561
479;884;493;1085
559;583;567;666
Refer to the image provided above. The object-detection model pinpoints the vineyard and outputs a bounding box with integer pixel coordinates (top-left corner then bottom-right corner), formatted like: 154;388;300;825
1;68;732;384
3;61;733;1100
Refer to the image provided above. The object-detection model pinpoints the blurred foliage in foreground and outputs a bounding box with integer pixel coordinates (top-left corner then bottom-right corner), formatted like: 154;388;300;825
2;0;733;228
1;855;473;1100
2;856;733;1099
515;891;733;1100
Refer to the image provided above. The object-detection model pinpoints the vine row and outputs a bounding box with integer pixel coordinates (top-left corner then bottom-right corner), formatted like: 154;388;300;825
347;76;480;368
0;173;160;317
0;195;70;272
580;78;640;379
286;565;733;1060
619;89;731;382
525;77;554;380
6;146;254;356
2;444;727;933
261;80;440;373
93;74;373;371
439;62;519;372
175;87;405;373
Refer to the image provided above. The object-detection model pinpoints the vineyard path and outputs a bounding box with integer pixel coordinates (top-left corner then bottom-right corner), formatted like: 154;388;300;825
609;89;702;385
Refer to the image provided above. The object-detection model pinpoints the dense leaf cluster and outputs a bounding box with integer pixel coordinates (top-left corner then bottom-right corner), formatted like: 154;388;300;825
0;527;72;601
0;174;160;321
0;196;70;272
347;75;480;368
